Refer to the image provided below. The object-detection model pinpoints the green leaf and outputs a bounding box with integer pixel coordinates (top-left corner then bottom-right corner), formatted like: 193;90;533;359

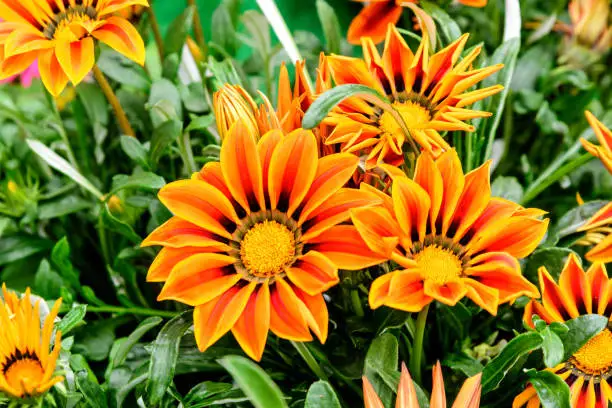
38;196;92;220
146;311;193;405
165;6;194;56
100;204;141;244
443;353;484;377
212;4;237;55
0;234;53;266
305;381;341;408
482;332;543;394
73;320;117;362
482;38;521;161
149;119;183;165
316;0;341;54
97;47;151;90
541;327;564;368
240;10;271;62
524;248;578;282
303;84;387;129
34;259;64;299
26;139;103;199
186;114;215;133
218;355;288;408
148;78;183;128
120;135;150;169
109;172;166;196
51;237;80;291
491;176;524;203
527;370;571;408
71;354;109;408
559;314;608;360
183;382;247;407
548;201;608;246
364;333;398;407
111;316;162;369
419;1;462;44
57;305;87;336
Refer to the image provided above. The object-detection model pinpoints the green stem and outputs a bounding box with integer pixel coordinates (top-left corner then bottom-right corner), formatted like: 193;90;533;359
290;340;329;381
178;131;198;174
86;305;179;318
409;303;430;384
46;91;80;172
521;152;593;205
148;5;165;62
350;289;364;317
92;64;135;137
97;214;111;267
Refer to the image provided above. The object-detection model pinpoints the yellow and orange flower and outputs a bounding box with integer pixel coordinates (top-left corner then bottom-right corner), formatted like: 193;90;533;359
348;0;488;45
576;202;612;264
0;285;63;398
582;111;612;175
514;255;612;408
568;0;611;52
142;121;384;361
0;0;148;96
324;25;503;169
351;149;548;315
363;362;482;408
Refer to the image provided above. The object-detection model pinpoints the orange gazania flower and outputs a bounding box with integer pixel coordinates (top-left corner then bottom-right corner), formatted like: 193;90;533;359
348;0;488;45
351;149;548;315
567;0;611;52
582;111;612;175
576;202;612;263
514;255;612;408
363;362;482;407
0;0;148;96
324;25;503;169
0;285;63;398
142;121;384;361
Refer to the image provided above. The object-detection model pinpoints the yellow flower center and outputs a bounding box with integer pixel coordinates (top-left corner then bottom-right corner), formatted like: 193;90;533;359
44;6;98;40
240;220;296;279
4;357;44;393
414;245;463;285
379;101;432;135
569;329;612;378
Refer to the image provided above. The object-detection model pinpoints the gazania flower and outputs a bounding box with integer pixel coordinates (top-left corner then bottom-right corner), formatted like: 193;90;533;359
0;285;63;398
118;4;147;22
213;61;315;140
363;362;482;407
514;255;612;408
324;25;503;169
348;0;488;45
142;121;384;361
582;111;612;175
576;202;612;263
0;17;38;87
0;0;148;96
351;149;548;315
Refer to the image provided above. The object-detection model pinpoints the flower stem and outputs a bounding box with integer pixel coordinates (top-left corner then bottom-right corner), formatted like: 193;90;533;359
350;289;364;317
92;64;135;138
290;340;329;381
187;0;207;54
178;130;198;174
409;303;430;384
521;152;593;205
86;304;179;318
148;5;165;62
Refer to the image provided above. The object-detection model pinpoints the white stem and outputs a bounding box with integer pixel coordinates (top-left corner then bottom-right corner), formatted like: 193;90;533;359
504;0;521;42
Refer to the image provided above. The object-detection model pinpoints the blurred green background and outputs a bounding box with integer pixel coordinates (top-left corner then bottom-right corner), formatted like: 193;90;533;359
154;0;358;41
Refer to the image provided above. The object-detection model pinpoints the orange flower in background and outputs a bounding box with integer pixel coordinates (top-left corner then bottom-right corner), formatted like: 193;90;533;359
514;255;612;408
582;111;612;175
568;0;611;52
0;0;148;96
324;25;503;169
142;121;384;361
348;0;488;45
351;149;548;315
363;362;482;408
0;285;63;398
576;202;612;263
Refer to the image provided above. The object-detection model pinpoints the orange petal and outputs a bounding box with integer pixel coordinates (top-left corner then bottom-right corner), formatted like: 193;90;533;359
458;0;487;6
298;153;359;224
268;129;318;217
91;16;145;65
578;202;612;231
558;253;590;317
231;284;270;361
392;176;431;243
286;251;339;296
347;2;403;45
0;48;37;79
464;279;500;315
381;24;413;98
585;263;611;315
37;49;69;96
452;373;482;408
147;246;207;282
97;0;150;17
396;363;420;408
293;288;329;343
369;272;394;310
158;253;240;306
269;278;313;341
436;149;465;235
257;129;283;195
467;217;549;259
193;161;232;200
586;233;612;264
385;270;432;312
350;206;401;257
414;152;443;235
451;161;492;242
141;217;228;249
430;362;447;408
158;180;240;240
193;283;256;352
54;37;94;85
363;375;385;408
4;27;50;56
221;120;265;213
536;267;571;322
423;280;468;307
304;225;388;270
